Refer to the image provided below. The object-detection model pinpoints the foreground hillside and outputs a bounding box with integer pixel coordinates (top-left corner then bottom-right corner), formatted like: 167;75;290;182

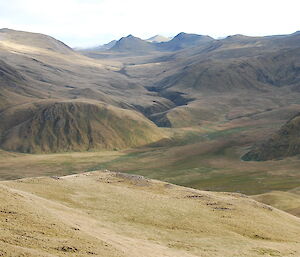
1;170;300;257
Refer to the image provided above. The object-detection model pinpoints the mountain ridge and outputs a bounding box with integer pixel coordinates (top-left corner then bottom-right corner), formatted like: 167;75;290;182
109;34;156;53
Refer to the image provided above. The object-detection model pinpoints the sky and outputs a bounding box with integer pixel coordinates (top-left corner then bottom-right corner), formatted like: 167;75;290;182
0;0;299;48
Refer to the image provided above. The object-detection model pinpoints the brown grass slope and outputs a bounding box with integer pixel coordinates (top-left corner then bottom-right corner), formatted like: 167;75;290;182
242;113;300;161
1;170;300;257
0;101;166;153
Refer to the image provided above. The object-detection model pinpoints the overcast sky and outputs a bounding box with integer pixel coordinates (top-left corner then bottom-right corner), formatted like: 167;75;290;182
0;0;299;47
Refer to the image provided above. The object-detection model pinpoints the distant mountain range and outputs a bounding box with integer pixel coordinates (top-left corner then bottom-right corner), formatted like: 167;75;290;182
109;34;156;53
1;28;300;159
82;34;171;52
80;32;213;53
157;32;213;51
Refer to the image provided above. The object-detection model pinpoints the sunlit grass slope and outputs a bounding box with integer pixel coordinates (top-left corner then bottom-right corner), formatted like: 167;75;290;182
1;170;300;257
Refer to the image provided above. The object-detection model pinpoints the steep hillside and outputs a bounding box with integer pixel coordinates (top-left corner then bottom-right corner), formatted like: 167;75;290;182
0;101;166;153
1;170;300;257
242;113;300;161
0;59;27;88
0;60;43;109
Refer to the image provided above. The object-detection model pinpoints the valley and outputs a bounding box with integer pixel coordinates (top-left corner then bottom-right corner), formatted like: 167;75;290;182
1;28;300;193
0;27;300;256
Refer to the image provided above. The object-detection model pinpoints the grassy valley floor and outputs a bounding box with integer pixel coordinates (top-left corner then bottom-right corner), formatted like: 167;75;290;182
1;118;300;220
1;120;299;195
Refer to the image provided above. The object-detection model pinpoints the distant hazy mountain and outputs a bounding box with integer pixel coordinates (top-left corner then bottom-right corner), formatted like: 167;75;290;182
105;32;214;53
100;40;117;49
146;35;171;43
79;32;214;55
81;40;117;51
79;35;169;52
157;32;214;51
109;34;157;53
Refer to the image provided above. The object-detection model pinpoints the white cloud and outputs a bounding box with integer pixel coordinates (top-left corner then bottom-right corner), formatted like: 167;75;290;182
0;0;299;47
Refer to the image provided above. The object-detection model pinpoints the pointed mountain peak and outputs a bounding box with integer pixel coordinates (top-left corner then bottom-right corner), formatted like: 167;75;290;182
126;34;135;38
110;34;154;53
